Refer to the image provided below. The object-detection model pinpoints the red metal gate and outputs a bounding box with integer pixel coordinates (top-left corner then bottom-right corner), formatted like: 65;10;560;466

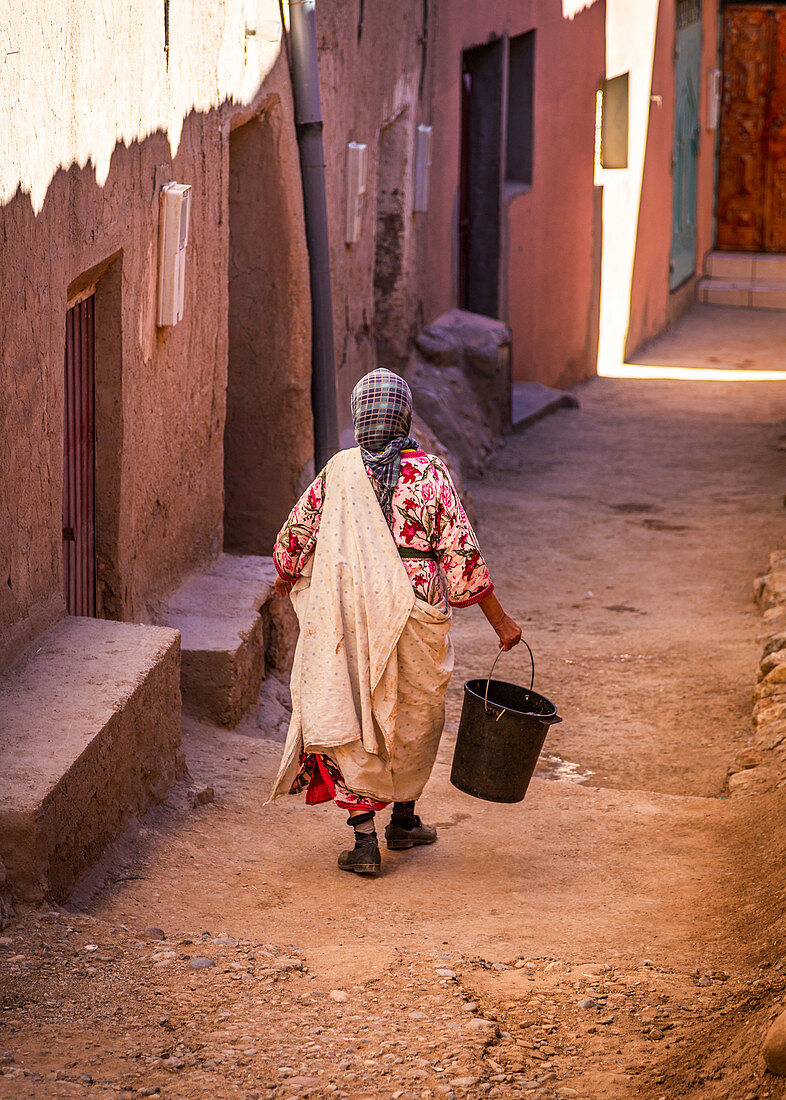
62;296;96;617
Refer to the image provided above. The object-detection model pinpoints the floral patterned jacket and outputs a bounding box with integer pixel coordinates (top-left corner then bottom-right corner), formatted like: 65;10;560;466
273;450;494;608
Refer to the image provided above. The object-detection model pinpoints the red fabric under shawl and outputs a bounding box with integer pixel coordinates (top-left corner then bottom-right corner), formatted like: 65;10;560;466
293;751;389;812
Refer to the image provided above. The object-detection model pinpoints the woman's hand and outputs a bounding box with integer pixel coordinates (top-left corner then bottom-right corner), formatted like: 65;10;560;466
274;574;294;598
492;612;522;651
479;592;523;651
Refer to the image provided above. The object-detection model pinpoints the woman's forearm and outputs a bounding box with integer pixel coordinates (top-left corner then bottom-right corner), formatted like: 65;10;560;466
479;592;522;651
479;591;506;627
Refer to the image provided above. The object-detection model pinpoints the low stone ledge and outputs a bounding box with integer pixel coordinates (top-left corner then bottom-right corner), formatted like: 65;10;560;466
754;551;786;611
735;550;786;796
0;618;183;903
511;382;580;433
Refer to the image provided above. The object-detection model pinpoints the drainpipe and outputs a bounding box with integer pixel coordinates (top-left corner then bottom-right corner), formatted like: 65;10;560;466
288;0;340;472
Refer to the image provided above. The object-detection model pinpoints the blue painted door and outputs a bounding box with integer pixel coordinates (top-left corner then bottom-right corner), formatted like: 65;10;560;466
671;3;702;290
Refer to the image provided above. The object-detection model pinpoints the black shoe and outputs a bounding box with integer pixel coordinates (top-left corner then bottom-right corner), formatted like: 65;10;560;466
337;832;381;875
385;815;437;850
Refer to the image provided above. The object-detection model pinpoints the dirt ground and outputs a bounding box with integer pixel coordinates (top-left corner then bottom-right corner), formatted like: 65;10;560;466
5;309;786;1099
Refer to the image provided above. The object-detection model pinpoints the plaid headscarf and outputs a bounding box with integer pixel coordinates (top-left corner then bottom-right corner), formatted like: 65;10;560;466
351;369;419;526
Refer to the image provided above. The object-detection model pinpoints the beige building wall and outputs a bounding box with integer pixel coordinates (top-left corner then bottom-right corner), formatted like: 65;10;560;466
0;2;313;668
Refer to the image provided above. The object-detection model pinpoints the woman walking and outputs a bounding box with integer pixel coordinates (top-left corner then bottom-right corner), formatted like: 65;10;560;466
270;368;521;875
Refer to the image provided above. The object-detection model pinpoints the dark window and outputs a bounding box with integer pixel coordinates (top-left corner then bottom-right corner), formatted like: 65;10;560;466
677;0;701;29
506;31;536;186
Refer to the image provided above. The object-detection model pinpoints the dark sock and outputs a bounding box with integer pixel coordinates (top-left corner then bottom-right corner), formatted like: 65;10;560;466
391;801;418;829
348;810;376;839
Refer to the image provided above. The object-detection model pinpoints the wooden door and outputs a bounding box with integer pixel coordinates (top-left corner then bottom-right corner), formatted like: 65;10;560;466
717;5;786;251
766;11;786;249
62;296;96;617
458;39;504;318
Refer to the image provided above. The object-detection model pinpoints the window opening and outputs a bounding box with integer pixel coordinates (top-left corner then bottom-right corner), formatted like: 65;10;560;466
600;72;629;169
677;0;702;29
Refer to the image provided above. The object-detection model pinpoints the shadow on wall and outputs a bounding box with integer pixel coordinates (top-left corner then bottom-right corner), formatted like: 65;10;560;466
0;59;313;670
224;101;313;556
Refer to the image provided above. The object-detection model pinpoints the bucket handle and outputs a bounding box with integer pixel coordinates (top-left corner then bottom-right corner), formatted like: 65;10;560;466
484;639;535;715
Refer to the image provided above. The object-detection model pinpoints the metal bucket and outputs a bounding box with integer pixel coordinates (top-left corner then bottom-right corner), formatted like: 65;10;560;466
450;643;562;803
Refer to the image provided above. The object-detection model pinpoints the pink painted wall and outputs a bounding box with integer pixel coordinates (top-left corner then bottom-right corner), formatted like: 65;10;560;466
626;0;720;358
424;1;606;387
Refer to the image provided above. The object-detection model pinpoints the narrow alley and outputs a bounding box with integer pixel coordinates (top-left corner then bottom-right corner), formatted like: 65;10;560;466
3;310;786;1100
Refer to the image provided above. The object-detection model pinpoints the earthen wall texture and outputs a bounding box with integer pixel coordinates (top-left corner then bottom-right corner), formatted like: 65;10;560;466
424;0;606;388
0;5;312;669
316;0;437;437
223;84;313;555
626;0;720;358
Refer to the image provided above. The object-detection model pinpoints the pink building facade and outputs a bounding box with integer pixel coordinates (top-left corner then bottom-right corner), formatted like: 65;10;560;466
424;2;607;388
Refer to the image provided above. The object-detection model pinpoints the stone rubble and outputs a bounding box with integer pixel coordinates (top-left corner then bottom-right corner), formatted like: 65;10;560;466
721;551;786;800
711;545;786;1082
5;919;783;1099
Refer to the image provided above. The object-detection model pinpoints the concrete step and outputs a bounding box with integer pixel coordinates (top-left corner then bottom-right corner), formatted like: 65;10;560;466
701;251;786;309
511;382;580;432
705;250;786;283
156;553;294;727
697;277;786;310
0;618;183;905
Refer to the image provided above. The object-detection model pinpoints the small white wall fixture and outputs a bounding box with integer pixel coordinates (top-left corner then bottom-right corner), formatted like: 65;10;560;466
157;182;192;327
345;141;368;244
413;124;433;212
706;68;721;131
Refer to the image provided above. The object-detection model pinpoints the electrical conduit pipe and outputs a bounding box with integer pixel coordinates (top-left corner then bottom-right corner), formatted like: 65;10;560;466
288;0;340;472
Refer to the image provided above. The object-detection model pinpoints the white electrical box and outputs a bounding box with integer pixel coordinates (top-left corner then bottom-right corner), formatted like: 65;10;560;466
707;68;721;131
345;142;368;245
157;182;192;327
413;124;433;212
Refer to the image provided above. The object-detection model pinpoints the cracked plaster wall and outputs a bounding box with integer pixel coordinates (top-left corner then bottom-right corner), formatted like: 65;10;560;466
315;0;436;438
0;3;312;668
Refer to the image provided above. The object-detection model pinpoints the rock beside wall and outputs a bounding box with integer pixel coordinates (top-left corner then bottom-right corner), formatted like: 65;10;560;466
764;1008;786;1075
729;552;786;797
405;310;512;479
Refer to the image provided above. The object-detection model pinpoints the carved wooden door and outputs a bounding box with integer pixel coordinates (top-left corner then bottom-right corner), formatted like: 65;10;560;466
717;5;786;251
766;11;786;249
